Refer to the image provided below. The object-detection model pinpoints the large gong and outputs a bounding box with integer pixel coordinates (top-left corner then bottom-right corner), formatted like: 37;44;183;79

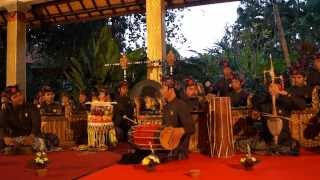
130;80;162;125
130;80;161;99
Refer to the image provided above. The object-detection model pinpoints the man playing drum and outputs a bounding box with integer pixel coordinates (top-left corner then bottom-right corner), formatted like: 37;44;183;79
160;76;195;160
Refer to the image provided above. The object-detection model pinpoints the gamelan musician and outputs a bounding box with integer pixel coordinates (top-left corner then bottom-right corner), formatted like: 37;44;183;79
251;80;301;154
227;73;249;107
160;76;195;160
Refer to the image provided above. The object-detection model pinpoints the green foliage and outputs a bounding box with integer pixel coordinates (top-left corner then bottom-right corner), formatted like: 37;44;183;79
64;27;147;97
184;0;320;91
64;27;120;95
25;10;186;98
175;51;220;82
125;48;147;84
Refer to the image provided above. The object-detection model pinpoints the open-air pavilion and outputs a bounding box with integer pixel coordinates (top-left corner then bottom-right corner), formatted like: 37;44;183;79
1;1;320;180
0;0;237;95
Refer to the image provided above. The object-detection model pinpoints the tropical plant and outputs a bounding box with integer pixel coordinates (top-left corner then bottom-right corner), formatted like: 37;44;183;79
64;27;120;96
64;27;147;98
202;0;320;91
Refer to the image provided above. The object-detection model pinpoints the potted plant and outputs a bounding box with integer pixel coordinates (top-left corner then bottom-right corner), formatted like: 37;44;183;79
141;142;160;171
240;144;259;170
31;152;49;176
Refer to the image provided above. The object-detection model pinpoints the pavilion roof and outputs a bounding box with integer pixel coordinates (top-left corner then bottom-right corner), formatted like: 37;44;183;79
0;0;237;26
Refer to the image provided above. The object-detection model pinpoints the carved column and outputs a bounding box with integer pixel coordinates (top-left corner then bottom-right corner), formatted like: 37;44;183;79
5;2;29;96
146;0;166;82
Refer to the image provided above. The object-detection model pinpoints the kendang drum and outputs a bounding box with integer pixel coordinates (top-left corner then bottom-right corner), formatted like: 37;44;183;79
87;101;117;148
207;97;234;158
129;125;184;150
129;124;162;150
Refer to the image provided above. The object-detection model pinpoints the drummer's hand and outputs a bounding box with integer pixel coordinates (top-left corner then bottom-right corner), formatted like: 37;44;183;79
278;90;289;96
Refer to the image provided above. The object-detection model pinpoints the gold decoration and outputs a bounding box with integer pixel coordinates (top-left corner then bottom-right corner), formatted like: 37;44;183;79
120;54;129;70
240;144;258;170
166;50;175;66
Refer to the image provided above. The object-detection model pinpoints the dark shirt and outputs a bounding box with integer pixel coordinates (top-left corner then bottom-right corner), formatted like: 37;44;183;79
227;90;249;107
288;85;312;108
252;91;306;143
182;95;207;114
75;102;90;113
214;77;232;96
163;98;195;135
307;68;320;88
253;93;306;115
0;103;41;138
113;95;134;127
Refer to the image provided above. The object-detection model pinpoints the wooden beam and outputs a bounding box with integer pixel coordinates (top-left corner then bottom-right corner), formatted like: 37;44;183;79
104;0;116;14
66;1;81;21
91;0;104;16
32;0;85;8
55;4;68;22
120;0;129;12
166;0;238;9
29;1;145;22
79;0;92;17
43;6;50;16
43;6;58;23
17;0;239;26
30;8;41;25
30;8;144;27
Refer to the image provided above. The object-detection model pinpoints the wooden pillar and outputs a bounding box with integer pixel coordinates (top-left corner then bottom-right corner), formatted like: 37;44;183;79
146;0;166;82
5;3;28;96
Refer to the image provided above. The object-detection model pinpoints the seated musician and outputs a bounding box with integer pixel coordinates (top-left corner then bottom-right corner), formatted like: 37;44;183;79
181;77;207;152
304;111;320;141
98;86;111;102
203;79;215;95
90;89;99;102
0;85;45;154
113;81;134;142
213;60;234;96
60;91;74;114
39;86;63;115
182;77;202;112
227;73;249;107
160;76;195;160
33;91;44;109
307;53;320;88
287;65;312;109
118;78;194;164
75;89;90;112
249;82;301;155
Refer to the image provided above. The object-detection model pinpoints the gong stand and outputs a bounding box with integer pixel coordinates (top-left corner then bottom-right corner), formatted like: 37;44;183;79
104;50;177;80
